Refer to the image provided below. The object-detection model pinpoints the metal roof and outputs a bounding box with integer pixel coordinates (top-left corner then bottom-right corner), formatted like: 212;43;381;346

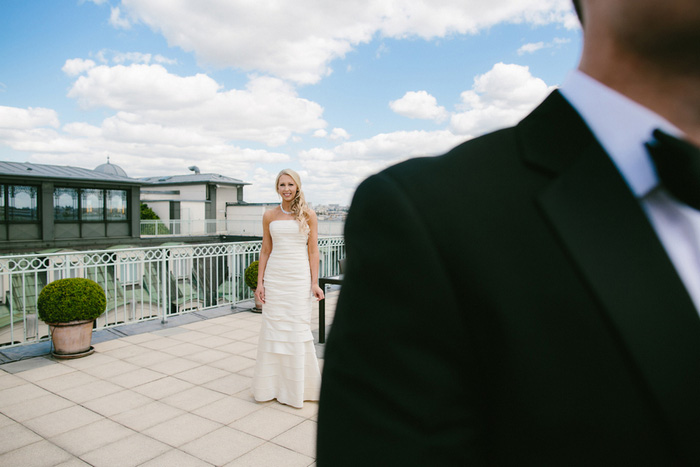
139;173;250;186
0;161;143;185
94;160;128;177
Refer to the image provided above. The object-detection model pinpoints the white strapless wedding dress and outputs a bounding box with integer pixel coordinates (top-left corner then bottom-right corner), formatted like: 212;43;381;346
252;220;322;408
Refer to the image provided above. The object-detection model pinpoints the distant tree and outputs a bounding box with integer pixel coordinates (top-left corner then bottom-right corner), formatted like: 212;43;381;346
140;203;170;234
140;203;160;220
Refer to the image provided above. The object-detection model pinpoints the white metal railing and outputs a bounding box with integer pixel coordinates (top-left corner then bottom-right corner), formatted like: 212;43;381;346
0;237;344;349
140;219;345;237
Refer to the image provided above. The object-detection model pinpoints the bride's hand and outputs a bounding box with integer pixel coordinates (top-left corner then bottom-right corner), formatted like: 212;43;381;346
255;286;265;304
312;284;325;301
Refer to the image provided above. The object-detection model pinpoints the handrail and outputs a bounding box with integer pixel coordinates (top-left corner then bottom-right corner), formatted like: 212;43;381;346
0;237;345;348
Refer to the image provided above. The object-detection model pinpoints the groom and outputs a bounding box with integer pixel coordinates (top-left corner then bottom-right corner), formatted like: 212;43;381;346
318;0;700;465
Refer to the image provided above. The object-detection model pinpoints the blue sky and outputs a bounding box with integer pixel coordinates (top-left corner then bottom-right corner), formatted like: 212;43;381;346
0;0;581;205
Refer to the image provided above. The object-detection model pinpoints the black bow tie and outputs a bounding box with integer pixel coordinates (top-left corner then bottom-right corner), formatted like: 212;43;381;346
646;129;700;210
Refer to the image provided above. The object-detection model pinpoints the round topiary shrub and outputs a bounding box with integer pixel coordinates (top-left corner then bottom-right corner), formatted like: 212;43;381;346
245;261;259;290
38;278;107;323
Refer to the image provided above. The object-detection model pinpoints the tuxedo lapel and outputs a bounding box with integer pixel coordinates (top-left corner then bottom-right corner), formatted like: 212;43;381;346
524;92;700;458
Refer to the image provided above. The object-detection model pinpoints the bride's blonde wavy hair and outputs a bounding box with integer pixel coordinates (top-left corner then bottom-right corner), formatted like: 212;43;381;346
276;169;310;234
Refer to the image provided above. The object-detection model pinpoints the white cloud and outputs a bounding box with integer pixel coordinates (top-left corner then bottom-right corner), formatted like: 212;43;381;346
450;62;555;136
62;58;96;76
518;37;571;55
390;90;448;122
298;129;466;203
67;64;221;111
118;0;577;84
154;55;178;65
312;128;350;141
0;61;325;182
112;52;153;64
64;64;326;147
109;6;131;29
0;106;60;130
517;42;545;55
329;128;350;141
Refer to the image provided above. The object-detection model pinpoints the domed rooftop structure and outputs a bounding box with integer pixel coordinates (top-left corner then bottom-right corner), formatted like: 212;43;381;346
94;157;128;177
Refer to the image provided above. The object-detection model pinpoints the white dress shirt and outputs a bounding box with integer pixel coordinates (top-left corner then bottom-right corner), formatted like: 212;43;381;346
559;70;700;312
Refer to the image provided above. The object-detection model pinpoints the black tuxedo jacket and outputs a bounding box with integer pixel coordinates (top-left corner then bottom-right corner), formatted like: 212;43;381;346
317;91;700;466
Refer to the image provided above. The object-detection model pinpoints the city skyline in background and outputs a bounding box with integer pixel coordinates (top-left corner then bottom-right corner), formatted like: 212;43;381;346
0;0;582;205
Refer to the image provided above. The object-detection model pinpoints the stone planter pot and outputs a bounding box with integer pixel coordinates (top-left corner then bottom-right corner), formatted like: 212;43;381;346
253;293;263;313
48;319;95;359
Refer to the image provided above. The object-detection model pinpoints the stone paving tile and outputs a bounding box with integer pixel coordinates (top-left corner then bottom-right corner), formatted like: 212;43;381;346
167;330;211;343
0;421;44;454
0;393;75;422
0;383;52;410
80;433;170;467
0;371;26;389
31;371;98;394
136;335;183;351
111;400;185;432
57;352;120;372
183;346;232;363
159;342;209;357
98;343;147;360
142;413;222;447
270;400;319;419
23;405;104;438
0;439;74;467
228;442;315;467
272;420;318;459
119;333;157;344
54;379;124;404
181;426;264;466
92;338;131;352
55;458;92;466
144;356;201;376
202;372;252;396
225;329;259;341
192;395;263;425
188;335;235;349
107;367;166;389
131;375;195;399
82;389;153;417
216;340;257;355
139;449;214;467
230;406;306;440
0;413;13;428
208;354;256;373
160;385;227;412
80;359;141;379
171;364;229;385
11;359;73;382
236;366;255;379
49;418;135;456
121;349;173;367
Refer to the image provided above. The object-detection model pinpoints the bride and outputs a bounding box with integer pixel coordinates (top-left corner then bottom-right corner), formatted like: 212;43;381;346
251;168;325;408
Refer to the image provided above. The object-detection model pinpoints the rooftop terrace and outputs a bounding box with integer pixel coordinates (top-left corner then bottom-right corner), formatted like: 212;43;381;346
0;293;337;466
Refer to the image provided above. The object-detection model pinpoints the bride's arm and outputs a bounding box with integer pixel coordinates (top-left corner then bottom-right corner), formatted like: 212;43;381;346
307;210;325;301
255;211;273;304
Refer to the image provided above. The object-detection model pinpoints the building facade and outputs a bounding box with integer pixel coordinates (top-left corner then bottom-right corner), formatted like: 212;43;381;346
0;161;142;252
139;169;250;231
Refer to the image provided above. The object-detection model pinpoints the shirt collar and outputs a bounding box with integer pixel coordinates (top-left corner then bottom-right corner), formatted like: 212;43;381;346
559;70;681;198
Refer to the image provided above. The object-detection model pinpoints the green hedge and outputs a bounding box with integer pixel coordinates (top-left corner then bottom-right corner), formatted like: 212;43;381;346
245;261;259;290
37;278;107;323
